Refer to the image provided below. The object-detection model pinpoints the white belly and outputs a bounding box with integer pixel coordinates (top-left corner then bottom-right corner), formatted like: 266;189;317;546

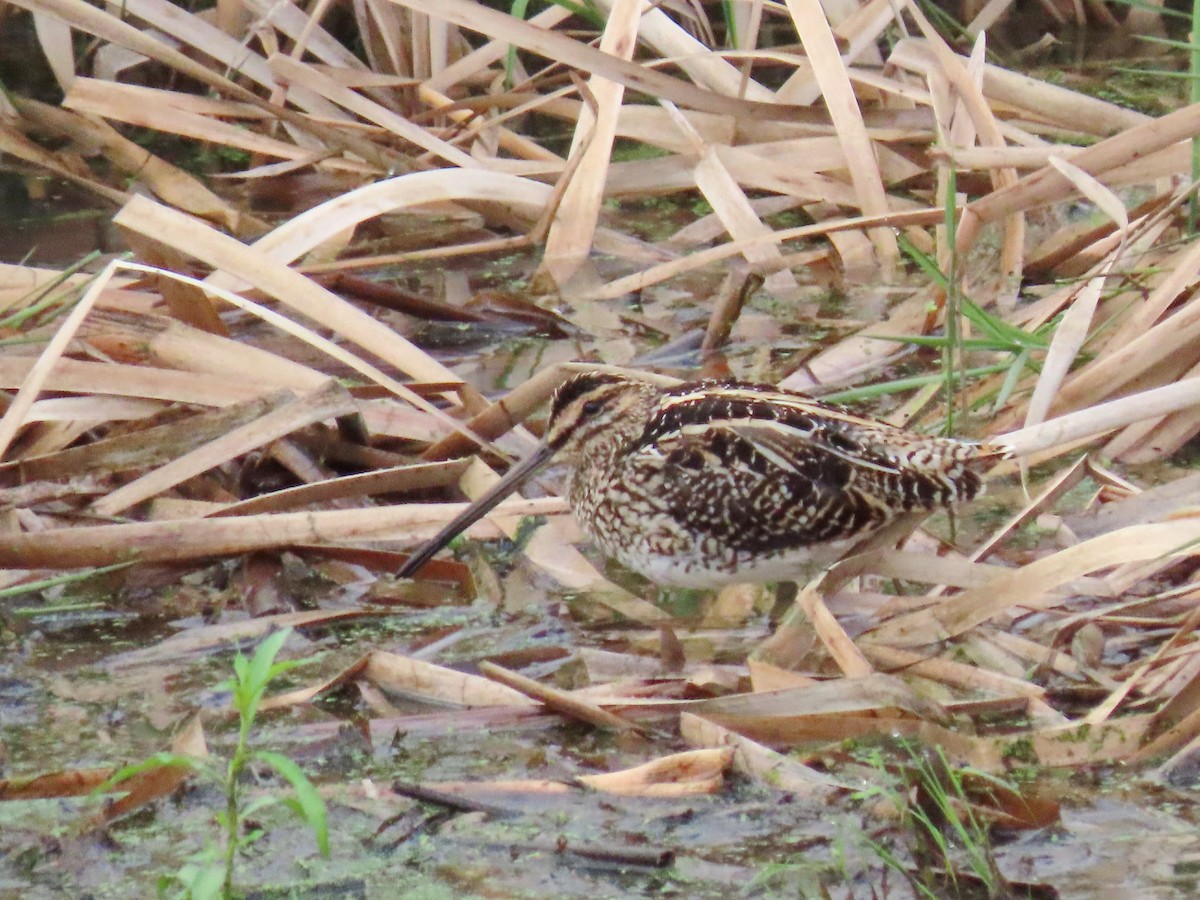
604;536;853;588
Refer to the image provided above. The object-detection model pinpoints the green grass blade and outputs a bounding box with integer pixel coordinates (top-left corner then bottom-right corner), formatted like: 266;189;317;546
993;349;1031;410
253;750;330;856
897;232;949;290
1134;33;1200;51
174;862;225;900
246;628;290;692
0;250;104;330
869;334;1025;352
97;753;206;793
1;561;135;601
721;0;738;48
960;297;1048;348
505;0;532;87
820;362;1011;403
1112;66;1200;80
1105;0;1190;20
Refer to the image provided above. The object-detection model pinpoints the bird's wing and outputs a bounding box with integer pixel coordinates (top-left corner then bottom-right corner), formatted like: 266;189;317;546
632;384;900;473
634;382;1004;477
627;422;892;553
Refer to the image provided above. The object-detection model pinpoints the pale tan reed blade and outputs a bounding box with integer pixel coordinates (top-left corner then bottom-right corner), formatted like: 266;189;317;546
0;498;567;569
0;117;128;207
966;0;1016;35
426;5;572;92
419;83;565;165
245;0;370;72
1001;376;1200;457
63;79;367;172
421;366;567;460
263;651;538;712
834;0;905;64
892;38;1148;137
0;356;271;407
6;393;294;482
1078;238;1200;385
796;579;874;678
81;308;329;393
20;397;163;427
0;259;118;460
477;661;644;733
1089;226;1200;362
592;0;775;101
1022;229;1123;440
268;54;477;168
7;0;402;170
107;260;486;457
0;261;128;312
45;0;336;115
539;0;643;288
868;520;1200;648
782;0;896;269
389;0;810;122
15;97;258;233
30;8;74;92
113;198;463;387
660;103;800;294
575;749;733;797
679;713;845;797
206;169;553;290
693;673;952;726
902;6;1024;280
92;381;357;517
968;103;1200;228
861;644;1046;699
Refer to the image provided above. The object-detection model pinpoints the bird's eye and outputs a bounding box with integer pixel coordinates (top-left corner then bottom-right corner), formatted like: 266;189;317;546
582;399;604;416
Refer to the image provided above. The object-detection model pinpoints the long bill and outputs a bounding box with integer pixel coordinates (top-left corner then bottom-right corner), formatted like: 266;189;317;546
396;442;557;578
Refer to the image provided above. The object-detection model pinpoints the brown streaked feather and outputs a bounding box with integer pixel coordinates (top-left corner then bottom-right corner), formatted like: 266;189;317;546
637;380;1006;483
401;371;1006;587
645;426;890;554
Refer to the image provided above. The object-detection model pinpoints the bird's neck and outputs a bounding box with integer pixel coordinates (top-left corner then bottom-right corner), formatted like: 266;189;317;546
561;391;655;506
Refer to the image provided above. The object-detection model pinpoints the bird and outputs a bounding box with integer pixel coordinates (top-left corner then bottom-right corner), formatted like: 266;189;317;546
397;371;1010;588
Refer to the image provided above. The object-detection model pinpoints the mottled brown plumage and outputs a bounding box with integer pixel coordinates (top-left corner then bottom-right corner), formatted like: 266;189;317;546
399;372;1009;587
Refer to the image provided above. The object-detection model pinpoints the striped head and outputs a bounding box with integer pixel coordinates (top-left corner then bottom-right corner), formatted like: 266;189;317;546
545;372;659;460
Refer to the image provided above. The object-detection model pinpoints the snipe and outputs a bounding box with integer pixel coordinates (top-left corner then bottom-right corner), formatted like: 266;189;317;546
398;372;1010;588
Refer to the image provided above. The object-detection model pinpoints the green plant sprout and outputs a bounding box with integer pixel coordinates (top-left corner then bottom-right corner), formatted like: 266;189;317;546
853;743;1012;899
848;232;1059;419
100;628;328;900
720;0;738;50
0;249;105;330
506;0;602;87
